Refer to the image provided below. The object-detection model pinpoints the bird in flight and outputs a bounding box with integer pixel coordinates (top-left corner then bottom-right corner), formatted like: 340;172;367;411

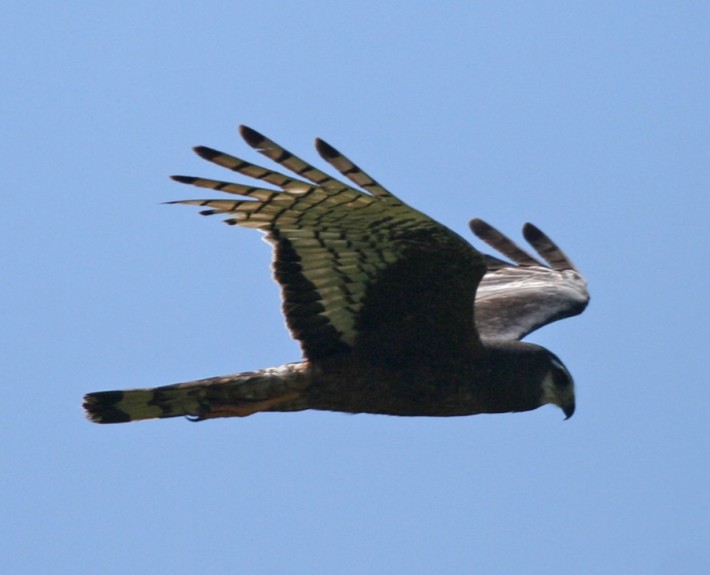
84;126;589;424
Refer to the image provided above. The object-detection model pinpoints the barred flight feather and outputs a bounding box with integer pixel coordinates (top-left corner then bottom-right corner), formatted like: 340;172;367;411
171;126;481;360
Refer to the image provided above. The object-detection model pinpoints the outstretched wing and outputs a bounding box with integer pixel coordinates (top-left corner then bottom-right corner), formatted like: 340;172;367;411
469;219;589;341
171;126;486;362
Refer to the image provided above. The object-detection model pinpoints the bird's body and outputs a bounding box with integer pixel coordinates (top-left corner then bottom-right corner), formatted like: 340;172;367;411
84;126;588;424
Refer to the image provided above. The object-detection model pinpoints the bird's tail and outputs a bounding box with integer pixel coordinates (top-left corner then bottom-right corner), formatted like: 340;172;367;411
83;363;310;424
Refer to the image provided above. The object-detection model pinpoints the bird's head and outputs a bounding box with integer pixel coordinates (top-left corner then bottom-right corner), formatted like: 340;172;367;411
541;353;576;419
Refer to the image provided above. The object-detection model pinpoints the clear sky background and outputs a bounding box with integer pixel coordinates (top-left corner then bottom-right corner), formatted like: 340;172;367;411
3;3;708;574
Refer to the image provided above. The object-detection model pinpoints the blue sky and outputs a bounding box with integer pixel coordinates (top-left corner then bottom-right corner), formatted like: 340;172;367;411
3;2;708;574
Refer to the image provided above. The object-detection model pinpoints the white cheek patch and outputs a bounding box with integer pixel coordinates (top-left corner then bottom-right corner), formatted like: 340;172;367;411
541;371;559;405
541;360;575;410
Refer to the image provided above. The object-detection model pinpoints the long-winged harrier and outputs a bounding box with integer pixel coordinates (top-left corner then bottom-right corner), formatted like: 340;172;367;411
84;126;589;424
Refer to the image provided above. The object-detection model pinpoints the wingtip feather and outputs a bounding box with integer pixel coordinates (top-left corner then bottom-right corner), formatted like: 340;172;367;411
193;146;221;161
468;218;491;235
170;175;197;184
522;223;577;271
315;138;339;160
469;219;542;266
522;222;544;243
239;125;267;148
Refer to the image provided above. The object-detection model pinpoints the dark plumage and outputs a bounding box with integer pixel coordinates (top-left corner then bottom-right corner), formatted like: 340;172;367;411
83;126;589;424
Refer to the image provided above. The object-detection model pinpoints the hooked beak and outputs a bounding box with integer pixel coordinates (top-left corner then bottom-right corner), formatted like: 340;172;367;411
563;399;576;420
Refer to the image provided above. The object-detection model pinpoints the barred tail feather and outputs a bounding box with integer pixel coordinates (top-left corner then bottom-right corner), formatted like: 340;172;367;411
83;363;309;424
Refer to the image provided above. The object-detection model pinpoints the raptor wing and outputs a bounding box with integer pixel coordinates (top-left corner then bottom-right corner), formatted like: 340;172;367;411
171;127;487;361
469;219;589;341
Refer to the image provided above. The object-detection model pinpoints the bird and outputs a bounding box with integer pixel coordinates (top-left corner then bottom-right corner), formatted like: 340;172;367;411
83;126;589;424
